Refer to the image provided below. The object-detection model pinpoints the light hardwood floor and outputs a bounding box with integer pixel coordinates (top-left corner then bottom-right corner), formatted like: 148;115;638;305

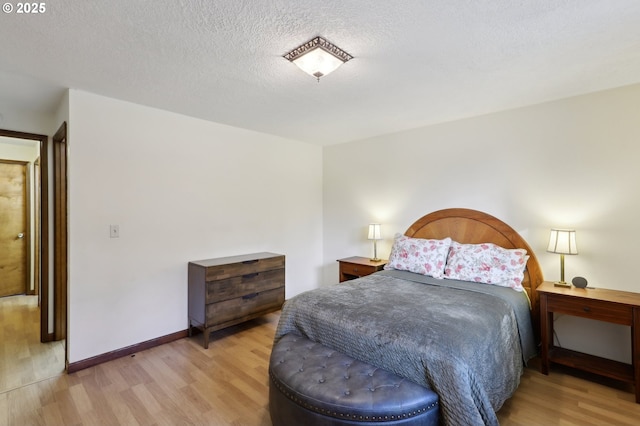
2;302;640;425
0;295;65;394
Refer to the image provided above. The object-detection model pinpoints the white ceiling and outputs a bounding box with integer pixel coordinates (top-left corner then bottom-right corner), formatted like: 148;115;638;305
1;0;639;145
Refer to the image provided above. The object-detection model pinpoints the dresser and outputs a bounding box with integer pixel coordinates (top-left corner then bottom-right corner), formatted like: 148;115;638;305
188;252;285;348
538;281;640;403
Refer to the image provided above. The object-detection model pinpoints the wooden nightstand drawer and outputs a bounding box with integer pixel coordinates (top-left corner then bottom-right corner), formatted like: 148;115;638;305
546;294;632;325
337;257;387;282
341;262;375;277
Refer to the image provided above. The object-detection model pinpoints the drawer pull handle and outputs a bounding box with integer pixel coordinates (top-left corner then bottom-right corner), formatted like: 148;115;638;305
243;273;259;279
242;293;258;300
583;306;591;312
242;260;259;265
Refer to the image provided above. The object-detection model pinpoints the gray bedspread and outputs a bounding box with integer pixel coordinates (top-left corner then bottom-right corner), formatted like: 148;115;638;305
274;269;536;426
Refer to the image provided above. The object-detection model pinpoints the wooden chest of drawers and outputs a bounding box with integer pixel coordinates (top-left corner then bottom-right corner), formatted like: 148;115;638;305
188;252;285;348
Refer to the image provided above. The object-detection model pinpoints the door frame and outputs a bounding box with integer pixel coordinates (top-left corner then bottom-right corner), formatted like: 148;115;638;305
31;157;41;297
0;129;51;343
52;122;67;342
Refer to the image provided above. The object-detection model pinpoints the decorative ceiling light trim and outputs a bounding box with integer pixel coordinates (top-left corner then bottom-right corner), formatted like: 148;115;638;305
284;36;353;82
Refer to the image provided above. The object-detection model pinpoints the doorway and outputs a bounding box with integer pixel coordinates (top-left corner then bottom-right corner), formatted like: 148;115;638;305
0;129;66;393
0;129;50;341
0;128;67;359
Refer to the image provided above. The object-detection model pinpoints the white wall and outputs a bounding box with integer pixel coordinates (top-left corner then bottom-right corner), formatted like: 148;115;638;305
67;90;323;363
53;91;69;134
0;137;39;161
0;109;53;136
323;83;640;363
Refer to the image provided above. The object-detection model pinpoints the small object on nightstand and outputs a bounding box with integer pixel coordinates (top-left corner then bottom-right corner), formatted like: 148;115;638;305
572;276;588;288
337;256;387;282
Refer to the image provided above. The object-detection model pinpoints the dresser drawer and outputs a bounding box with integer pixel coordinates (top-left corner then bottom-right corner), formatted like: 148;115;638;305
547;294;632;325
205;255;285;281
206;287;285;325
206;268;284;304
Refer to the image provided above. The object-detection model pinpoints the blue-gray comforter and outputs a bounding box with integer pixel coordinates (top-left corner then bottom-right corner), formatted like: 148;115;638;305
274;269;536;426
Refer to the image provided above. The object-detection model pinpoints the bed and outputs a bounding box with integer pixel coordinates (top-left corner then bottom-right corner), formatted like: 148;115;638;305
273;208;544;426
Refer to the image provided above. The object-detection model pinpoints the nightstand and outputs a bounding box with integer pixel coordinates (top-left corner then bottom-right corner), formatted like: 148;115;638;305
537;281;640;403
337;257;387;282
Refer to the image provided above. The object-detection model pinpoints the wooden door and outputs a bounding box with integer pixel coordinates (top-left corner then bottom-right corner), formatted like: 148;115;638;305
0;161;28;297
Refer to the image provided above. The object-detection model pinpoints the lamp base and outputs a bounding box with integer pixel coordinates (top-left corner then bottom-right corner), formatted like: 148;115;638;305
553;281;571;288
370;258;381;262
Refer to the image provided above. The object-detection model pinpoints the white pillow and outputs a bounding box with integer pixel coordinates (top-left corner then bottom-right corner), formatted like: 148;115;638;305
444;241;528;292
384;234;452;279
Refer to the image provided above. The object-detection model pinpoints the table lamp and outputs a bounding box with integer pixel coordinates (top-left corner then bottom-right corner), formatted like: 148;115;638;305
547;229;578;287
368;224;381;262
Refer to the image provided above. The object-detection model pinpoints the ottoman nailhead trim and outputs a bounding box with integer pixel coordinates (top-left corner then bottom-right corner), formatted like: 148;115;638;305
270;371;439;423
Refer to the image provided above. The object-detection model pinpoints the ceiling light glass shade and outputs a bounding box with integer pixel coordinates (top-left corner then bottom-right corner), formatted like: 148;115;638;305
547;229;578;255
292;48;344;80
284;37;353;81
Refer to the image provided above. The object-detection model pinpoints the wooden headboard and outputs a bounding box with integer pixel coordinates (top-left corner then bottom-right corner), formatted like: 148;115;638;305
405;208;544;336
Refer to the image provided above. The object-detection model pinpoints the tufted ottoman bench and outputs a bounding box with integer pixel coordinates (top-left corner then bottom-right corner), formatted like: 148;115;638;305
269;333;439;426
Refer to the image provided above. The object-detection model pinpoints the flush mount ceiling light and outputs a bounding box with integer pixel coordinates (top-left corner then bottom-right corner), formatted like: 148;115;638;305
284;36;353;82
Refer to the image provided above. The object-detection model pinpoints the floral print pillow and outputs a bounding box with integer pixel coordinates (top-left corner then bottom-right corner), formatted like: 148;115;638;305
384;234;452;278
444;241;528;291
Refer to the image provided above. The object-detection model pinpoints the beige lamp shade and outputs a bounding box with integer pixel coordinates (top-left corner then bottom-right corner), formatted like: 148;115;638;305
547;229;578;255
368;223;381;240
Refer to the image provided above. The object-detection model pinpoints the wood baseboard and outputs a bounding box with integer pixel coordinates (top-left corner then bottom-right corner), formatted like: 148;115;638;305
42;332;55;343
67;329;189;374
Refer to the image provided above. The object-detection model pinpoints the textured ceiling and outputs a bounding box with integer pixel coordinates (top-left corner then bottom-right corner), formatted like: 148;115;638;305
1;0;639;145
